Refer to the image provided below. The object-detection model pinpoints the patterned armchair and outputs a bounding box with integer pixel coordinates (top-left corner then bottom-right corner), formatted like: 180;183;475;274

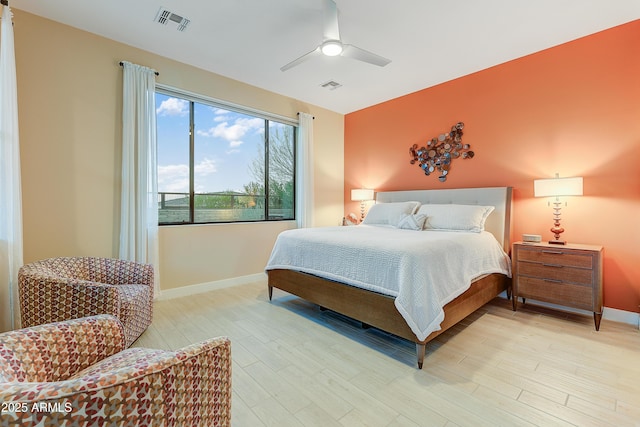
0;315;232;426
19;256;154;347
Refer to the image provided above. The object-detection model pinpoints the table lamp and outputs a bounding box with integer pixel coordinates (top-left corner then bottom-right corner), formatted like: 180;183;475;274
351;189;374;221
534;173;583;245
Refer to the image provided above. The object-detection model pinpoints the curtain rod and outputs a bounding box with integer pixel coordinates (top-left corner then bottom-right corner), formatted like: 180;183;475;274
297;112;315;119
119;61;159;76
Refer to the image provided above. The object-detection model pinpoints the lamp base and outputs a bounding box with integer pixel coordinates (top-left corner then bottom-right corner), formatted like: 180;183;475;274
549;223;565;245
548;240;566;245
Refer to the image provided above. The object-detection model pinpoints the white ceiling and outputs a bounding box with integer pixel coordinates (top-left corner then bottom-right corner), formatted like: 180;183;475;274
13;0;640;114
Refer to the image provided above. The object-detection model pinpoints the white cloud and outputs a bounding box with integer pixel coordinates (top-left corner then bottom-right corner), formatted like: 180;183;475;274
196;117;264;151
194;158;216;176
158;158;217;193
156;97;188;116
158;164;189;193
210;108;229;122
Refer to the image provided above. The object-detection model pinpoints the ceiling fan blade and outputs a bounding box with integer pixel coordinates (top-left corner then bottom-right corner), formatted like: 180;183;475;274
280;47;322;72
341;44;391;67
322;0;340;41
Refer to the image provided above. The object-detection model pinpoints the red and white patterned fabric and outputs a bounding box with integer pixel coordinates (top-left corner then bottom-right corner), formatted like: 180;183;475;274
19;257;154;347
0;315;232;426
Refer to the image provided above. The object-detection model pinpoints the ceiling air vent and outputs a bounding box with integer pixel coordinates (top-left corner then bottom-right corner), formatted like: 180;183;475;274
154;7;191;32
320;80;342;90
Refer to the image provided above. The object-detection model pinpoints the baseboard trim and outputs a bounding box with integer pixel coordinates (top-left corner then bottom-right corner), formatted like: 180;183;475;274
156;273;267;301
603;306;640;328
499;292;639;328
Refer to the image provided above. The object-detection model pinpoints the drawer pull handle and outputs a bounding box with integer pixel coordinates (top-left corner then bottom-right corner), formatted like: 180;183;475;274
544;278;563;283
542;250;563;255
543;263;564;268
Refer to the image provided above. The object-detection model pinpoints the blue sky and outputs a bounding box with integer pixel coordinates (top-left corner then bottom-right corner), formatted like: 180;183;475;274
156;93;265;194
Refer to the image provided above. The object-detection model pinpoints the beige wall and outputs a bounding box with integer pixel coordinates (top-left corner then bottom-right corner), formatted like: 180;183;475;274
14;9;344;291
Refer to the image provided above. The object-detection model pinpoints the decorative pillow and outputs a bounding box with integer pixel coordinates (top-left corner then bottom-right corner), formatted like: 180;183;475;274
417;204;495;232
362;201;421;227
397;214;428;231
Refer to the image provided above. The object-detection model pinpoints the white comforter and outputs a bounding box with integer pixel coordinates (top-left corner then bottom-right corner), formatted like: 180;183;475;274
265;225;511;341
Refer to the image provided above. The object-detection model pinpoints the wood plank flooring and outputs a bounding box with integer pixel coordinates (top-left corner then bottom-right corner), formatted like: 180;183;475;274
134;280;640;427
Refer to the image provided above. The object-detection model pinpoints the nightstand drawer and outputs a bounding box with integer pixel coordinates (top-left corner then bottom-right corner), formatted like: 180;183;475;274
517;276;593;310
516;248;593;269
517;262;593;286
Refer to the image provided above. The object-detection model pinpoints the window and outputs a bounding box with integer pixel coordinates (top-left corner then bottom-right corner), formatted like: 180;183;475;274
156;89;296;225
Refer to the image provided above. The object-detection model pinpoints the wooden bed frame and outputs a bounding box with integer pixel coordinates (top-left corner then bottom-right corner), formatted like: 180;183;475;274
267;187;513;369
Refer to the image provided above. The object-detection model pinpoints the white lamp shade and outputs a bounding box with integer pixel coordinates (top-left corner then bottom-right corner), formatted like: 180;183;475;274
351;188;374;201
534;176;583;197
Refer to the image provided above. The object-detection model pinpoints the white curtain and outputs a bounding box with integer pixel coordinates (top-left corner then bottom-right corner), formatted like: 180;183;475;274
295;112;314;228
119;61;160;296
0;4;22;332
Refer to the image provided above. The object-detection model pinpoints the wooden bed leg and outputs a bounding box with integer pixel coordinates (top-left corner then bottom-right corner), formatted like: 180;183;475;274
268;285;273;301
416;343;426;369
594;312;602;331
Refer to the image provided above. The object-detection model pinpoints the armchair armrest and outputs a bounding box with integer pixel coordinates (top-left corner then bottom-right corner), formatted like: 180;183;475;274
0;315;125;383
0;337;231;427
20;280;121;327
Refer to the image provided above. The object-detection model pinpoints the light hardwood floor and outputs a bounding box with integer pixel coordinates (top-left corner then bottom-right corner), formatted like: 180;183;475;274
134;280;640;427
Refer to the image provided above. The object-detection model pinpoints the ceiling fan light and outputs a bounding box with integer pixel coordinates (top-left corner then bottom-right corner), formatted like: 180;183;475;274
321;40;343;56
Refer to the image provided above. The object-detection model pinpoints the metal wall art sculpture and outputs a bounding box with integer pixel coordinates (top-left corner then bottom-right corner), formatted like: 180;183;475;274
409;122;473;182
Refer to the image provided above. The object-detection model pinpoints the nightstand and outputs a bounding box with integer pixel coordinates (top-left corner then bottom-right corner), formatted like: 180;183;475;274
512;242;604;330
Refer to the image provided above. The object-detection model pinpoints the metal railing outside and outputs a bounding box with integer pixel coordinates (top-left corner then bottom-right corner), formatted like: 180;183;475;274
158;192;292;224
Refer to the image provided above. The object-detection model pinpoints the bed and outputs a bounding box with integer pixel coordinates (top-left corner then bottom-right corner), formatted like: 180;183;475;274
266;187;513;368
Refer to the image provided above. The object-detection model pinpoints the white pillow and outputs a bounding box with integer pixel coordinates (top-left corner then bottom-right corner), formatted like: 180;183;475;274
397;214;428;231
417;204;495;232
362;201;421;227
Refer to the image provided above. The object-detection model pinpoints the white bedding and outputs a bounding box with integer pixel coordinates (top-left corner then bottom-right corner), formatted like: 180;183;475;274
265;225;511;341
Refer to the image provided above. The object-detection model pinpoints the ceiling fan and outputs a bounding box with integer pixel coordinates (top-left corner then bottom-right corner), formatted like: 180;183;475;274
280;0;391;72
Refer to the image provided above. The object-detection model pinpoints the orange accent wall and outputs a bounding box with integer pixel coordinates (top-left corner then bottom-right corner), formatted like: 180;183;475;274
345;20;640;313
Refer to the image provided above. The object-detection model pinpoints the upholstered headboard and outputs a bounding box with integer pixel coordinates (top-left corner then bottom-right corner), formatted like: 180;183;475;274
375;187;513;252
